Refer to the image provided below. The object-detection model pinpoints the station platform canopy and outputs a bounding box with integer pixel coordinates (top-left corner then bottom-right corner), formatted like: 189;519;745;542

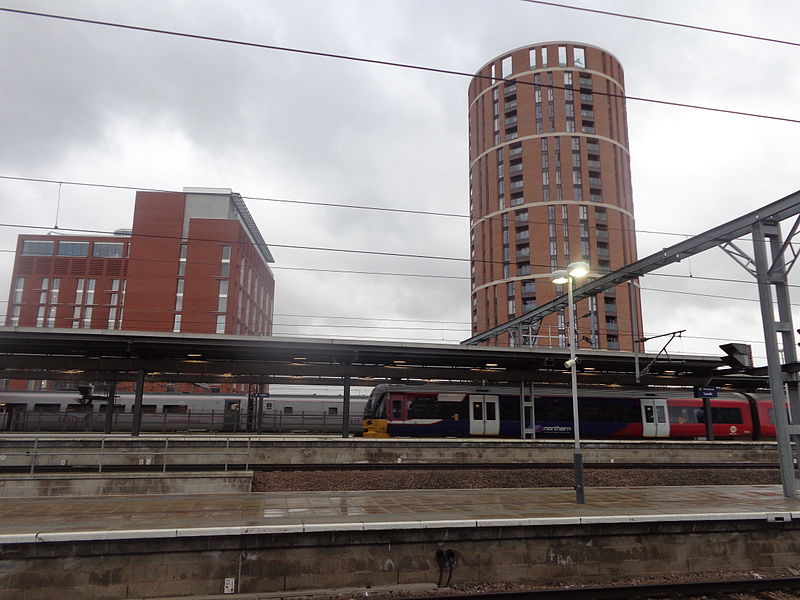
0;327;764;390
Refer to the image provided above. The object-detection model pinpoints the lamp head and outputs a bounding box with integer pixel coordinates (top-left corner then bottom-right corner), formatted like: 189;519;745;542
567;261;590;279
550;269;569;284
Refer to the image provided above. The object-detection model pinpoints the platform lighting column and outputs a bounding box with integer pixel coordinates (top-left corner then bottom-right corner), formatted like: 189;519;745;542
550;261;590;505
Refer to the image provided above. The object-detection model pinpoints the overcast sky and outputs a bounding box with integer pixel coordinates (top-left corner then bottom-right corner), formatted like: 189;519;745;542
1;0;799;366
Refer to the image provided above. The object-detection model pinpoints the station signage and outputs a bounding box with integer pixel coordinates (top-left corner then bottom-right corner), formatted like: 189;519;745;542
693;386;718;398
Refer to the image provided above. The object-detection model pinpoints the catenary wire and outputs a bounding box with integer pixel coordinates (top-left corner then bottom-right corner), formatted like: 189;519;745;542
0;174;731;240
518;0;800;49
0;7;798;125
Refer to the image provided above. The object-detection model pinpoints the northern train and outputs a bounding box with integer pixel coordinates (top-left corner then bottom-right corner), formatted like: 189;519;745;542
361;384;780;440
0;392;367;433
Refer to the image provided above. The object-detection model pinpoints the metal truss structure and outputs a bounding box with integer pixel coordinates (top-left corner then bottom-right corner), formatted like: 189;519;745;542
463;188;800;498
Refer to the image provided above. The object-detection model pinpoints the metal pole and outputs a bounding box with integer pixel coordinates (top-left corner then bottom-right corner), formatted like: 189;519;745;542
256;379;264;435
752;221;796;498
629;281;641;383
519;380;525;439
568;278;585;504
104;381;116;435
529;381;536;439
131;370;145;437
767;228;800;447
341;369;351;439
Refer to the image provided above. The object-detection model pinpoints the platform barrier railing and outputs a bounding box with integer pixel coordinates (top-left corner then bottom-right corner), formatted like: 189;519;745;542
1;437;254;474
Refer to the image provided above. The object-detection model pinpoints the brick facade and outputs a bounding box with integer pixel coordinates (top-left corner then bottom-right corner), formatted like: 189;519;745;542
468;43;643;350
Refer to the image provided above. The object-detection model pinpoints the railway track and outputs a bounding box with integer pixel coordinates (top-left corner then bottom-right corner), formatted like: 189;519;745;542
391;577;800;600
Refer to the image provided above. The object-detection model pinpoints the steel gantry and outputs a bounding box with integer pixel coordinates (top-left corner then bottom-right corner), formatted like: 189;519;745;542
464;188;800;498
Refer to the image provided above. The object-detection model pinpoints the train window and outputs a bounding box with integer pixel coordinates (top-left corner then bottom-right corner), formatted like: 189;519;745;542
537;397;573;421
142;405;157;413
486;402;497;421
408;396;438;419
711;407;742;424
283;407;293;414
66;404;92;412
32;403;60;412
669;406;694;423
472;402;483;420
265;402;272;409
391;399;402;419
99;404;125;413
163;404;188;414
327;407;338;416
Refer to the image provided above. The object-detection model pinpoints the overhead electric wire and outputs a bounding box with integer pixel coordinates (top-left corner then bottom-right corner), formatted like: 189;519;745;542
0;173;757;242
274;313;469;325
518;0;800;49
0;7;798;125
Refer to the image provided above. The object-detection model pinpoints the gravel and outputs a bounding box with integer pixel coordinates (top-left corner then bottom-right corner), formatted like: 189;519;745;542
252;467;781;492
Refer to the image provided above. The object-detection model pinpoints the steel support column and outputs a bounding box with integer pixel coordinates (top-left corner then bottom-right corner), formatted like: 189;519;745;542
752;220;796;498
341;368;351;439
131;369;145;437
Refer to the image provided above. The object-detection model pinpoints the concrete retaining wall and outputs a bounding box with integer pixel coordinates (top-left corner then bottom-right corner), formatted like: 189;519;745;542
0;436;781;471
0;518;797;599
0;471;253;497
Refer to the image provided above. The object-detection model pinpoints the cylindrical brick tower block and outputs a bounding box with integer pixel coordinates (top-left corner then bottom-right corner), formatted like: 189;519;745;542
468;42;642;350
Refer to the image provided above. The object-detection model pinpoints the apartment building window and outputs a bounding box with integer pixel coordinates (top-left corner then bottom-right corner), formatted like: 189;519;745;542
85;279;96;305
38;278;48;304
50;278;60;305
57;242;89;257
22;241;53;256
173;314;182;333
82;306;93;329
36;306;46;328
541;47;548;66
175;279;184;311
218;279;229;313
558;46;567;66
178;243;187;276
93;243;124;258
13;277;24;304
574;47;586;68
216;315;226;334
501;56;512;78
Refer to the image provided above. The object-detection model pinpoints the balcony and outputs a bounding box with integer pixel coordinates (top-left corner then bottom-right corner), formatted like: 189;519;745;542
509;163;523;174
504;85;517;95
504;116;518;126
509;146;523;157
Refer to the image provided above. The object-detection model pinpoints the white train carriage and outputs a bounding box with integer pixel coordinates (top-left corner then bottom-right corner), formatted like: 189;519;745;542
0;392;367;434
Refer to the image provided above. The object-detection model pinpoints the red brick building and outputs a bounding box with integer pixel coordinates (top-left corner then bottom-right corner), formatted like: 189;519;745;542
4;188;275;390
468;42;642;350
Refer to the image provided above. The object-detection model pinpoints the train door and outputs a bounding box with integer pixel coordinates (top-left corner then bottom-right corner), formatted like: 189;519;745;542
641;399;670;437
0;404;26;432
223;400;241;433
469;395;500;436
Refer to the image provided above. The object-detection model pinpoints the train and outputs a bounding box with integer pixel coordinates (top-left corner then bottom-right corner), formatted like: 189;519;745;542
0;391;368;433
361;384;780;440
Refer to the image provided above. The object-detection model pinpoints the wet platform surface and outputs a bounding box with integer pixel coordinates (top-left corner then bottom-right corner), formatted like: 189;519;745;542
2;485;799;544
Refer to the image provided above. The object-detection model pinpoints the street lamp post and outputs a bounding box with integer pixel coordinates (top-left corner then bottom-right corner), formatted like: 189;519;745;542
550;261;590;504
